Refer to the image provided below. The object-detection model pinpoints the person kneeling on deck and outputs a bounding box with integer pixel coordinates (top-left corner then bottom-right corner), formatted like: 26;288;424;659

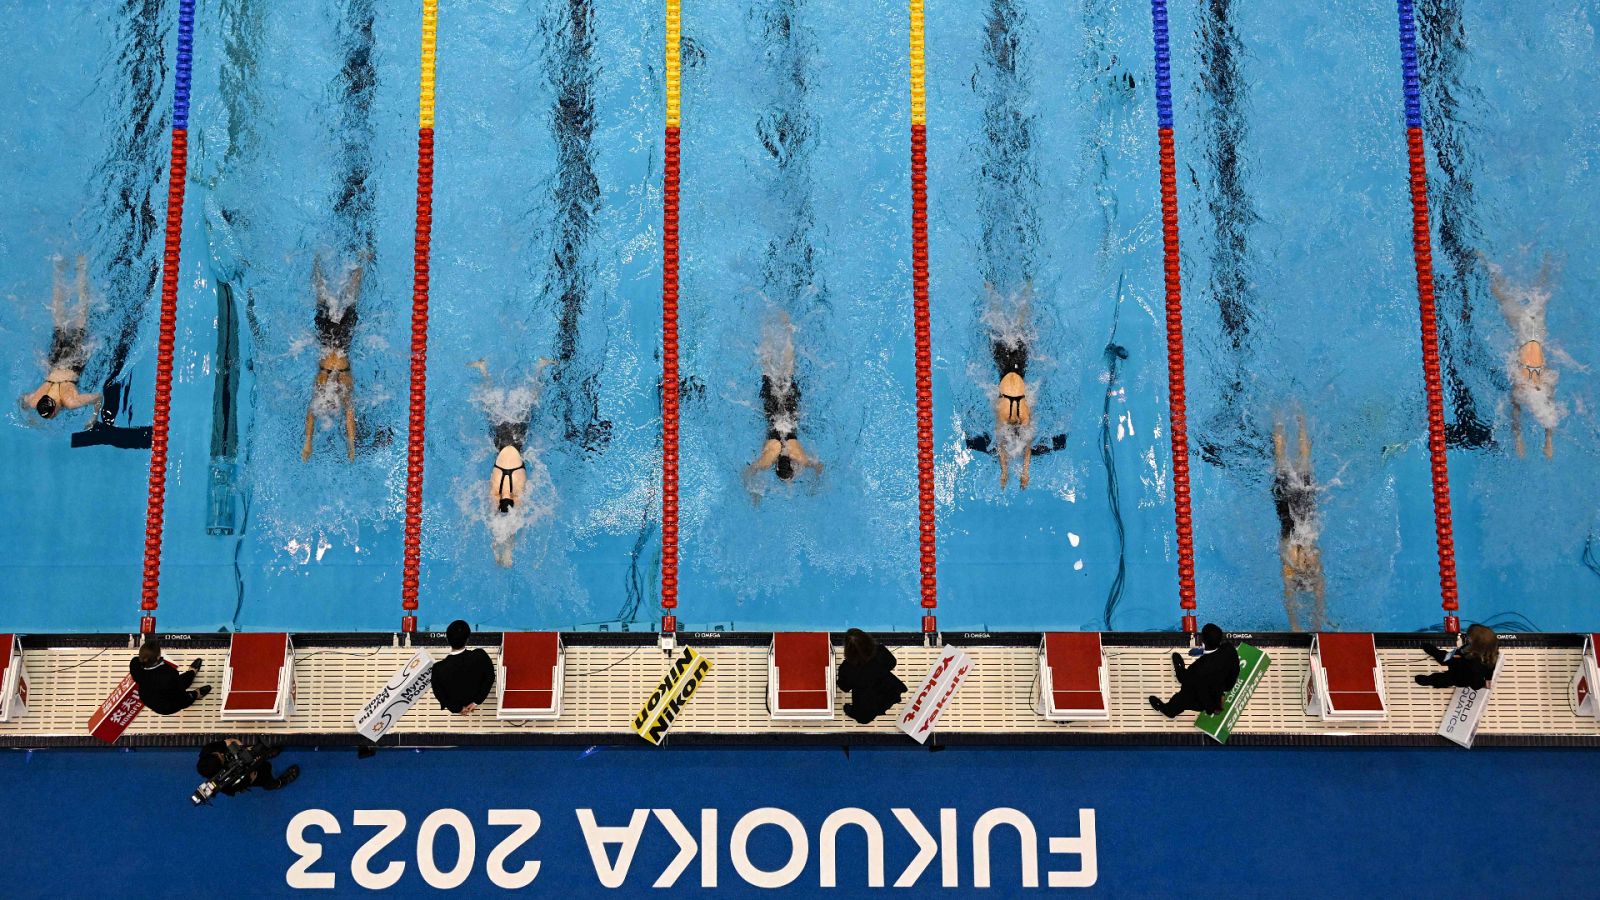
837;629;906;725
1148;623;1240;719
1414;624;1498;690
130;637;210;715
431;620;495;714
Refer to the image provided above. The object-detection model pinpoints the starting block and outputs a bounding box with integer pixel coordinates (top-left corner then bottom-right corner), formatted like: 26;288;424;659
1034;632;1110;722
1570;634;1600;720
767;632;835;720
498;632;565;721
0;635;30;723
221;633;296;721
1304;633;1387;722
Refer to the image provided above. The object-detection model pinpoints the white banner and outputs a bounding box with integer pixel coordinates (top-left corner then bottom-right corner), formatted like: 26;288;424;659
1438;657;1503;749
898;646;973;744
355;650;434;742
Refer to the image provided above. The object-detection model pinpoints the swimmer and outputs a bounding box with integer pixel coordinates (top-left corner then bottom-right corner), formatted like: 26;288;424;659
993;338;1033;490
747;312;821;485
1484;252;1577;459
471;360;550;567
20;255;100;420
302;255;365;462
1272;414;1326;633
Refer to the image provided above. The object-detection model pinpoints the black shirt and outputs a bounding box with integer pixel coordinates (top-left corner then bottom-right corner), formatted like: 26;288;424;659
129;658;190;715
836;647;908;724
431;648;496;713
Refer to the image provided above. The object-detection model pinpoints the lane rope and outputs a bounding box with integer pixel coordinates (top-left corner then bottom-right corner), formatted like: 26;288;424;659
400;0;439;633
660;0;683;634
1149;0;1198;634
908;0;938;635
138;0;197;634
1395;0;1460;634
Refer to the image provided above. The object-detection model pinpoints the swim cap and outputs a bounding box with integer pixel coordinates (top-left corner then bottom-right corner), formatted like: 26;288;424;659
498;498;515;514
776;454;795;481
35;395;57;419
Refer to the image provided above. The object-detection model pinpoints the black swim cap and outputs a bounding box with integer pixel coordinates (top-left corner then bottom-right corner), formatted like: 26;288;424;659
776;455;795;481
498;498;515;514
35;395;57;419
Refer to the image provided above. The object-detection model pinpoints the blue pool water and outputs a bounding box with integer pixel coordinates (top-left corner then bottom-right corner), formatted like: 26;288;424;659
1;0;1597;635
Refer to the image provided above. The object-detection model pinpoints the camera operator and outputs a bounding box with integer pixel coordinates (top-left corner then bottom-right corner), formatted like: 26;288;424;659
195;739;300;799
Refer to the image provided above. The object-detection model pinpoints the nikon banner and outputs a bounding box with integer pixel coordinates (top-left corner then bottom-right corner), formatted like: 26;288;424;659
632;646;713;745
1195;643;1269;745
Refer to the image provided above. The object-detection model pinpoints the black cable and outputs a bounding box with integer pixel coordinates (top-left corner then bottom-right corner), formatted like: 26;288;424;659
1100;273;1129;629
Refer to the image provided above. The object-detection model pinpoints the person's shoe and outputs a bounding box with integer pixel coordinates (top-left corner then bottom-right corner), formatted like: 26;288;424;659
1148;695;1163;713
196;685;212;700
842;703;855;720
276;765;300;788
1413;675;1429;686
1170;652;1185;679
189;658;204;672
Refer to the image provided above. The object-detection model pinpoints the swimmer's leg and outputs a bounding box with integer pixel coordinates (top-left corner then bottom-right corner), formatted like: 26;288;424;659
998;442;1010;489
73;255;89;328
1311;572;1327;633
1280;559;1302;633
1544;427;1554;460
50;255;66;325
1511;402;1525;458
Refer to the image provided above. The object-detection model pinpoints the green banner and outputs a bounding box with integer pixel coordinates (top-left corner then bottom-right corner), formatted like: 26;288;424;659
1195;643;1269;745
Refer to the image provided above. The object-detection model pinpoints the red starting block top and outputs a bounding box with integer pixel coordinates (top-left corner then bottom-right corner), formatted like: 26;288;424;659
773;632;832;713
1318;633;1385;713
224;633;290;713
0;635;13;675
1044;632;1107;713
502;632;560;712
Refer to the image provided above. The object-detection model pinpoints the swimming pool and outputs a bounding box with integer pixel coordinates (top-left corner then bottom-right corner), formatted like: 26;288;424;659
1;0;1596;635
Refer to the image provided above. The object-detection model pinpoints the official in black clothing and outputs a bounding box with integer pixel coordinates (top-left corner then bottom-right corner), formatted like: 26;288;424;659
1415;624;1499;690
196;739;299;795
837;629;907;725
1148;623;1241;719
129;637;210;715
431;620;496;714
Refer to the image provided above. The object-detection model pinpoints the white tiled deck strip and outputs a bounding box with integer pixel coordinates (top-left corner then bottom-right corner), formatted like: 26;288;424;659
4;638;1597;745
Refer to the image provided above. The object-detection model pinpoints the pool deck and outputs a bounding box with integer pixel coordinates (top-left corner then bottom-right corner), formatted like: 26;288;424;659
3;632;1597;748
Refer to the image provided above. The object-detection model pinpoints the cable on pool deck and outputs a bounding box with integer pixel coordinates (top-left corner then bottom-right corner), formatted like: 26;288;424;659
908;0;938;636
1394;0;1460;634
400;0;440;633
1147;0;1197;634
138;0;197;634
660;0;682;635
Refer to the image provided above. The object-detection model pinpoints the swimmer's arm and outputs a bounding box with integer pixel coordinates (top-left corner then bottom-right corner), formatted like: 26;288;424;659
1020;442;1031;489
1551;346;1586;372
302;373;324;462
749;440;781;472
62;390;100;410
20;386;44;409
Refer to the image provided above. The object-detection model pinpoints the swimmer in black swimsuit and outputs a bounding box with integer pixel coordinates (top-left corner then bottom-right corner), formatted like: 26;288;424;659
21;255;100;420
992;337;1032;490
472;360;553;567
302;255;365;461
1272;414;1326;632
748;374;821;483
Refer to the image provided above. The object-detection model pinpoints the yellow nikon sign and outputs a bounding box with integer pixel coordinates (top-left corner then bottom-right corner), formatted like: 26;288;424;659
632;647;713;746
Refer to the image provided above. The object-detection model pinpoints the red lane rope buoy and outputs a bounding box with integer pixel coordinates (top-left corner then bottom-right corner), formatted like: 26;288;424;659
1149;0;1198;634
1396;0;1460;634
400;1;439;634
660;0;682;635
138;0;196;634
908;2;938;636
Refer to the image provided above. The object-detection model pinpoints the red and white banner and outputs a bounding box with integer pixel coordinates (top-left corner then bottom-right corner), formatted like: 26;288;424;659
88;673;143;743
898;646;973;744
